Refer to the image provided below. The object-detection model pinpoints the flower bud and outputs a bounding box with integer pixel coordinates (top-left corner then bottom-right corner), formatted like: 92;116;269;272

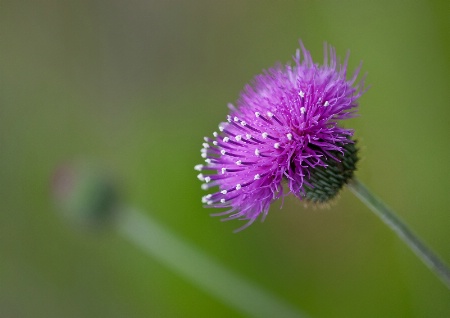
51;162;121;228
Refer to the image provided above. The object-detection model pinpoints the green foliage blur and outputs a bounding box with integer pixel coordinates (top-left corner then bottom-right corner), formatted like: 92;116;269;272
1;0;449;317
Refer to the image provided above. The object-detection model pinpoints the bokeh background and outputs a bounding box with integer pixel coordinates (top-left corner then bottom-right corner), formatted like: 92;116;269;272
1;0;449;317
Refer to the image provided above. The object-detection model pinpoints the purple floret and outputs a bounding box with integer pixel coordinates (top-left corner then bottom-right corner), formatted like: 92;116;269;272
196;42;365;230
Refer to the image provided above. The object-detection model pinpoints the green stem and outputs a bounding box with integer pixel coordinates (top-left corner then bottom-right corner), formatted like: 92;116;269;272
116;207;308;318
348;178;450;290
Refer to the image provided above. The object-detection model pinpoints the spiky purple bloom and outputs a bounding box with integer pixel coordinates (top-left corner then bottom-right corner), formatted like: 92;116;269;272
195;42;365;230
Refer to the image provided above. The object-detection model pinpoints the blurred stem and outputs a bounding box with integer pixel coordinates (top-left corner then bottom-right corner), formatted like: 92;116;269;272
348;178;450;290
116;207;308;318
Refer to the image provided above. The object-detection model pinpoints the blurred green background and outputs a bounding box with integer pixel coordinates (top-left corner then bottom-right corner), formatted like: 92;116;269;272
1;0;449;317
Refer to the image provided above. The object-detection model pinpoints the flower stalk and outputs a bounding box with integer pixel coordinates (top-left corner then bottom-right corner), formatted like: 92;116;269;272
117;207;309;318
348;178;450;290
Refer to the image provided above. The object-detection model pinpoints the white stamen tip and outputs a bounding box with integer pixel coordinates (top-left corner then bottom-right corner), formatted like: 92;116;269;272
235;135;242;141
324;101;330;107
220;150;226;155
201;153;207;158
202;143;209;148
255;149;260;156
219;125;224;131
221;167;226;174
206;194;212;199
274;143;280;149
236;160;242;166
197;173;204;181
205;159;212;163
300;107;306;114
194;164;203;171
246;134;252;140
201;184;208;190
241;121;246;126
221;190;227;195
287;133;292;140
254;174;261;180
255;112;260;117
202;196;207;203
227;115;232;122
204;176;211;183
236;184;242;190
213;131;218;137
213;141;218;145
207;200;213;205
262;132;269;139
267;111;274;117
223;137;229;142
234;116;239;122
299;90;305;98
220;199;226;203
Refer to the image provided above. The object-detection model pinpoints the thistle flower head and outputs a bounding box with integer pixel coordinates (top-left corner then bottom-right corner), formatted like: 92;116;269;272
196;42;366;230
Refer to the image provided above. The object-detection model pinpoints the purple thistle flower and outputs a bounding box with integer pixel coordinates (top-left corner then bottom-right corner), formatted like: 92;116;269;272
196;42;366;231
